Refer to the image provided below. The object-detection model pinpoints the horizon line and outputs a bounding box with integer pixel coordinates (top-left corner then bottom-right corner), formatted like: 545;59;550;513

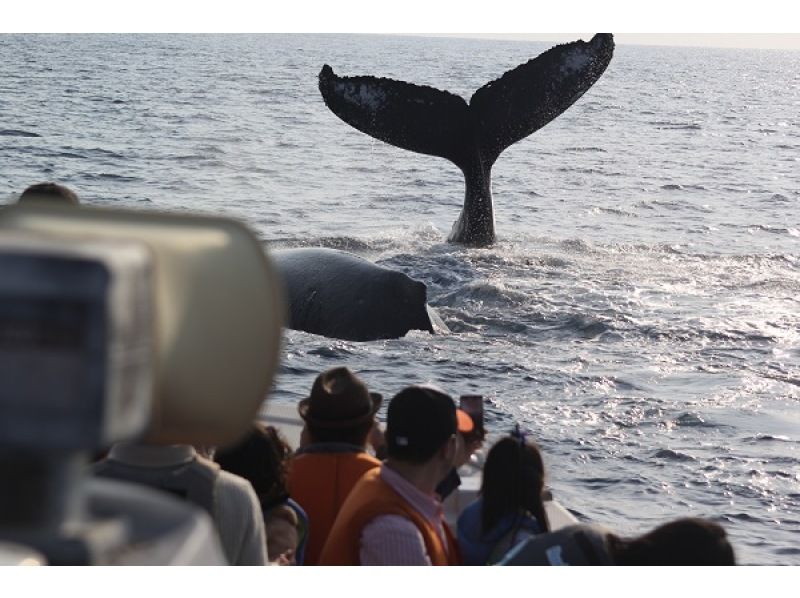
398;33;800;51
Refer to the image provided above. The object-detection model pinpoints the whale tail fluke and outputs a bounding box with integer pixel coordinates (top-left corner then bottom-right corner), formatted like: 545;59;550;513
318;34;615;246
318;64;473;170
318;34;614;170
470;33;615;164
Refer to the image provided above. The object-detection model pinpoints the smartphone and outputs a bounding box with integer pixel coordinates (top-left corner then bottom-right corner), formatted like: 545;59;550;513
459;395;484;435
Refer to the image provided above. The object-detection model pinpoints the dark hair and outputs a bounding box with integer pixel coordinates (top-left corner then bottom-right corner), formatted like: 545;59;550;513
480;435;550;536
608;517;735;565
214;423;292;510
307;419;374;447
18;182;79;205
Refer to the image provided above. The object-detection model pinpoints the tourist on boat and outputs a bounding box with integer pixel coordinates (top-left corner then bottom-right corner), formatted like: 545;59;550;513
92;442;268;565
215;424;309;564
287;367;385;565
457;426;550;565
318;384;464;565
498;517;735;566
17;182;80;205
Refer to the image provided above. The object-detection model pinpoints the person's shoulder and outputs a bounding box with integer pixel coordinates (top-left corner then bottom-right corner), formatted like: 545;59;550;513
349;451;381;473
213;470;265;539
216;469;260;503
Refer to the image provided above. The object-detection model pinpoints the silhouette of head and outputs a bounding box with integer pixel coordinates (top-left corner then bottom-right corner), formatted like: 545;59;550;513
215;424;293;509
609;517;735;565
18;182;79;206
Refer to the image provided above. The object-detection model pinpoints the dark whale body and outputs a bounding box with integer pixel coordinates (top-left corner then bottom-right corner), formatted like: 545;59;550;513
318;34;615;247
273;248;443;342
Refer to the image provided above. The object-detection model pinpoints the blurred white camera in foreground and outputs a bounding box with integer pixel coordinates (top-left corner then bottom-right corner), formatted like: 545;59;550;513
0;204;285;564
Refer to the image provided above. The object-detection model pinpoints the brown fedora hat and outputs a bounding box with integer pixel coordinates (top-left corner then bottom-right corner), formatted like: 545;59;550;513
298;367;382;429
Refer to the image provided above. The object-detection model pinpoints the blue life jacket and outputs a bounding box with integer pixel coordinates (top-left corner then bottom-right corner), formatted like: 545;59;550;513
457;498;542;565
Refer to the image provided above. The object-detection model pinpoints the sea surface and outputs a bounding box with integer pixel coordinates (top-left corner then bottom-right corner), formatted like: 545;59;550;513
1;33;798;565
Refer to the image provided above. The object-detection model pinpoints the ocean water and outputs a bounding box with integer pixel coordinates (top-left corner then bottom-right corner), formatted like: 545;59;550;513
1;33;798;565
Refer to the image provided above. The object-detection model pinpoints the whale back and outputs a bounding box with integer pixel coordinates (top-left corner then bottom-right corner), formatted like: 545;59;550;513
273;248;433;341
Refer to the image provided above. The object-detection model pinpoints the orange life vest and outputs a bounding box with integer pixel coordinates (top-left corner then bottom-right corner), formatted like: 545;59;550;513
287;450;380;565
317;468;461;566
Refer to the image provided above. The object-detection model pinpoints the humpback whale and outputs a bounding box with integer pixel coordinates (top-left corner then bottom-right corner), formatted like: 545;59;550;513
318;33;615;247
273;248;446;342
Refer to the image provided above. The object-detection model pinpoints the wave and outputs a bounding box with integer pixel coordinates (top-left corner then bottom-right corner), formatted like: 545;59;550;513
685;251;797;267
84;147;126;160
563;146;608;153
576;476;647;490
195;144;225;155
590;206;636;217
767;193;790;202
758;371;800;388
440;311;529;335
268;234;390;254
672;412;716;428
305;344;359;359
172;153;208;162
83;172;140;183
654;449;696;461
747;224;800;237
53;151;86;159
435;280;528;308
722;512;763;523
557;166;614;175
659;183;708;191
647;121;703;131
643;325;777;345
278;363;322;376
556;315;612;339
558;238;592;253
0;129;41;137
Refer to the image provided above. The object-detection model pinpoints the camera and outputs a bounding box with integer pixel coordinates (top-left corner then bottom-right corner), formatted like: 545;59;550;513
0;232;154;451
0;203;285;564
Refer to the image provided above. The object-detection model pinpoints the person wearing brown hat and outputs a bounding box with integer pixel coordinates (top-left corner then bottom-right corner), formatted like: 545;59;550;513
318;384;472;566
286;367;384;565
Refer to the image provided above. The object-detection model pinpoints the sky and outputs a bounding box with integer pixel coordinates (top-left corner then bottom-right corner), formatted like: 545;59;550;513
415;33;800;51
5;1;800;50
